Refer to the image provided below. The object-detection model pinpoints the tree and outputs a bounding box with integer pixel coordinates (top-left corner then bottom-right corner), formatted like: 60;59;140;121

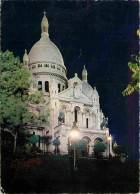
52;139;60;156
122;29;140;96
113;145;125;157
69;139;87;157
28;134;39;144
70;139;87;150
93;142;106;158
0;51;49;154
76;139;87;150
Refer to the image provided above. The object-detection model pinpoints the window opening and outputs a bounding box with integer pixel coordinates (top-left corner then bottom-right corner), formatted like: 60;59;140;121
75;109;78;122
45;81;49;92
38;64;42;68
58;84;61;93
38;81;42;91
86;118;88;128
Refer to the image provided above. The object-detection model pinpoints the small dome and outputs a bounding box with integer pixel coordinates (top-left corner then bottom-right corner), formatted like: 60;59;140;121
29;35;64;67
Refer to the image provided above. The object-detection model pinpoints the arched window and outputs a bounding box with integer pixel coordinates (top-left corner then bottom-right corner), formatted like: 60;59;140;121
44;64;49;67
58;84;61;93
38;81;42;91
62;86;65;91
94;138;103;144
74;106;80;122
86;118;88;128
74;109;78;122
45;81;49;92
38;64;42;68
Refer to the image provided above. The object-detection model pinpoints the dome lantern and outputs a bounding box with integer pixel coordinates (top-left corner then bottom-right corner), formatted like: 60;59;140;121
82;65;87;82
41;11;49;37
23;49;29;66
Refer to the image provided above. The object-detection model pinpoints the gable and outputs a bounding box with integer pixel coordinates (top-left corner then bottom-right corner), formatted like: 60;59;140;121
59;88;92;105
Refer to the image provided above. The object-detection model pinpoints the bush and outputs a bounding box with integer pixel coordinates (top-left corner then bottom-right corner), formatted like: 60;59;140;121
93;142;106;158
113;145;125;157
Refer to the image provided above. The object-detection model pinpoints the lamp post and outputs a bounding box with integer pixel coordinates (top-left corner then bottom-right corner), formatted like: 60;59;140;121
70;121;80;170
107;134;112;157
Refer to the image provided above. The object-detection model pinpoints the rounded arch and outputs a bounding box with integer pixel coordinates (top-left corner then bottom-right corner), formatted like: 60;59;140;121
82;136;91;144
74;106;80;122
74;106;80;111
94;137;103;144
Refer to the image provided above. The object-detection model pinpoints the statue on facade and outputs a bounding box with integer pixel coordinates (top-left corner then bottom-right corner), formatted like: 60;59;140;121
101;117;108;129
58;112;65;124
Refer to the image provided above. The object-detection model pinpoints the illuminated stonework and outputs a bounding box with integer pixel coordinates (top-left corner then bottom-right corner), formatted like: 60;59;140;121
23;12;112;156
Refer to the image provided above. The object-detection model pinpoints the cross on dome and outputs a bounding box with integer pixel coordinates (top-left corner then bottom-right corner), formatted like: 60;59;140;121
43;11;46;16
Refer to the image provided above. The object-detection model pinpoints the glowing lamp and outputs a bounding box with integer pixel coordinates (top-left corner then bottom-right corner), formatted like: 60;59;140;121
108;135;112;141
70;121;79;140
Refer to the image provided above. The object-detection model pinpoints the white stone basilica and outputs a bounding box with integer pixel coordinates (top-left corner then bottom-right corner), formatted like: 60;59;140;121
23;12;112;156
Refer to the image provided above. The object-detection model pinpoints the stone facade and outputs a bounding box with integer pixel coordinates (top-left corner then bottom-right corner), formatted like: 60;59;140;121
23;12;112;156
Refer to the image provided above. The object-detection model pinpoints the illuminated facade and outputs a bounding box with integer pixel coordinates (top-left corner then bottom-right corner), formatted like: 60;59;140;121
23;12;112;155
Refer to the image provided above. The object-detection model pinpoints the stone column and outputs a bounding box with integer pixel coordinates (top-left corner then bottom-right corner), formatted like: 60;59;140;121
71;111;73;125
89;141;92;155
82;113;83;127
42;81;45;92
89;114;91;129
67;111;71;125
78;111;81;127
83;114;85;128
91;115;95;129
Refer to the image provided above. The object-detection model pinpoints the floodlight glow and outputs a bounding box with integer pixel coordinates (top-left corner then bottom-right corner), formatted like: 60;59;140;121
70;130;79;139
108;135;112;141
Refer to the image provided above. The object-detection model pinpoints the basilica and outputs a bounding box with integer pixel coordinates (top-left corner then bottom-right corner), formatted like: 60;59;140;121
23;12;112;156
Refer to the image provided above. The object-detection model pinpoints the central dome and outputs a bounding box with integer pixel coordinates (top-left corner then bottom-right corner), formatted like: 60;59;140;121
29;34;64;67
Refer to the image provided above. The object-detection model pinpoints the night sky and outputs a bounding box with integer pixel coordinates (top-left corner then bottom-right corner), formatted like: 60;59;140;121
2;1;139;158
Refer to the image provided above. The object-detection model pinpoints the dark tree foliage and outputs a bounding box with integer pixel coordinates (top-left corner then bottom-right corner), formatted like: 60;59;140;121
113;145;126;157
0;51;49;153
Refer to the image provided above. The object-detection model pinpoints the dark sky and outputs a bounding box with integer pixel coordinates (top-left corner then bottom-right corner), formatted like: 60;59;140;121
1;1;139;158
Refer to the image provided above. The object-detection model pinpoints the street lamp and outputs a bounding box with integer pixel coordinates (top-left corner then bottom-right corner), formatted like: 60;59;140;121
107;134;112;157
70;121;80;170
